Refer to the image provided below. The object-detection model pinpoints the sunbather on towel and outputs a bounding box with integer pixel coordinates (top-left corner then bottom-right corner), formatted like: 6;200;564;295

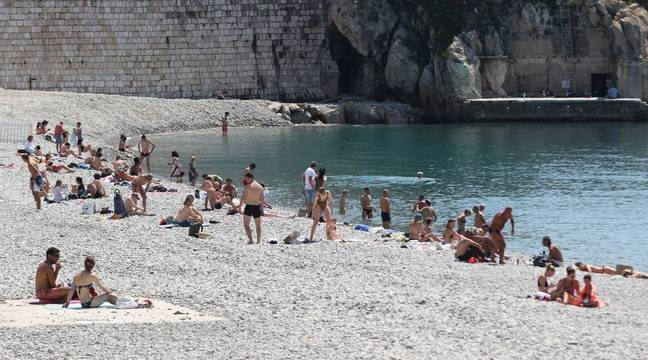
175;195;203;227
35;247;70;303
64;256;117;308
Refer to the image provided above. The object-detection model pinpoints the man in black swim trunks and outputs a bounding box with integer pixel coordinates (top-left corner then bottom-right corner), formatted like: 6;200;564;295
380;189;391;229
137;134;156;173
361;187;375;222
236;173;265;244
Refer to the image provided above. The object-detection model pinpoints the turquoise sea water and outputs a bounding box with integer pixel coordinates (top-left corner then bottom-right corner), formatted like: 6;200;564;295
150;123;648;269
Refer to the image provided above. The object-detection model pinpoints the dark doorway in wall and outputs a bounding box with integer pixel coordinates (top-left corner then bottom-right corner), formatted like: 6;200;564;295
328;26;362;95
591;73;611;97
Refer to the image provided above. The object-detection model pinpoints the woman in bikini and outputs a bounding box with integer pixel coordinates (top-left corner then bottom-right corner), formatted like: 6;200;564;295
309;187;333;242
168;150;183;183
537;264;557;294
63;257;117;309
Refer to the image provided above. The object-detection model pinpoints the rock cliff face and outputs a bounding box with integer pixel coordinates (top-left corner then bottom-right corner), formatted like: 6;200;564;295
328;0;648;120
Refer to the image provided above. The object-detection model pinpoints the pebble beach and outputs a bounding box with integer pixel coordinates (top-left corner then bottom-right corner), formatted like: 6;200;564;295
0;89;647;359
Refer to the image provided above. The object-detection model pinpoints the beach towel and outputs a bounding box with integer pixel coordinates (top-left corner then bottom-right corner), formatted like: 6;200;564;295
354;224;370;232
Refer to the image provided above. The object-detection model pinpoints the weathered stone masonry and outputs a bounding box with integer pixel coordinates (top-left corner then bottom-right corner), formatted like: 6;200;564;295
0;0;338;100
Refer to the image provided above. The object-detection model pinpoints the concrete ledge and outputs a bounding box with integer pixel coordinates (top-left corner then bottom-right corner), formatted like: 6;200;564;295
460;97;648;122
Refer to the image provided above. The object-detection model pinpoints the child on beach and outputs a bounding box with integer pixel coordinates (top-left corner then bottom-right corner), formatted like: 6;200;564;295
45;180;66;203
577;274;602;308
326;218;341;241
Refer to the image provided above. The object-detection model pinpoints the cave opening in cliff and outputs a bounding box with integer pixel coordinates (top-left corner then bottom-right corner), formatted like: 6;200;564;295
328;25;362;95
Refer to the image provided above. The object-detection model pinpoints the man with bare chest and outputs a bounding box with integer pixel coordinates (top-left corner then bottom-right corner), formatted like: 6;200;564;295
35;247;70;302
489;207;515;264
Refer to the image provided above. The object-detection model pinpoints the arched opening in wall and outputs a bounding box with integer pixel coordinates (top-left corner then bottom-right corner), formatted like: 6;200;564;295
328;25;362;95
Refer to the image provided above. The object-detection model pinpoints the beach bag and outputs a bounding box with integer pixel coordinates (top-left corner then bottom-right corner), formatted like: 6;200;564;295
81;200;96;215
188;223;203;237
113;190;128;218
533;254;548;267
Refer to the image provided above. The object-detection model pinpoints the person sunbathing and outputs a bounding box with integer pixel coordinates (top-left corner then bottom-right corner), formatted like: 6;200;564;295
175;195;203;227
443;219;465;242
35;247;71;303
125;192;147;216
463;230;496;260
86;173;107;198
407;214;424;240
537;264;557;294
46;161;73;173
420;217;442;242
85;148;111;173
575;262;647;279
64;256;117;309
112;156;132;182
551;266;580;304
455;237;486;262
59;142;78;157
201;175;220;209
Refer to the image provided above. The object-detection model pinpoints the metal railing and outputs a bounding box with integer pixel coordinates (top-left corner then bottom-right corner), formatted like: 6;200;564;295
0;122;31;144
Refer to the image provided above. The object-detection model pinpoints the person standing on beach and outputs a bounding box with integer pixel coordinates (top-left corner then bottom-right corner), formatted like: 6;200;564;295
489;207;515;265
221;112;229;135
339;189;348;215
380;189;391;229
73;122;83;154
131;174;159;213
473;205;486;229
303;161;317;217
361;187;375;221
188;155;198;187
54;121;64;154
168;151;183;183
237;173;265;244
309;187;333;242
35;247;70;303
21;154;44;210
456;209;472;235
137;135;156;173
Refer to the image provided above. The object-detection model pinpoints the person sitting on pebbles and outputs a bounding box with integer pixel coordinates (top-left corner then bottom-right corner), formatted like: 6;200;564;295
64;256;117;309
59;142;78;158
85;148;112;173
551;266;580;304
420;217;442;242
175;194;204;227
407;214;424;241
455;236;486;262
126;192;147;216
86;173;107;198
112;156;132;182
35;247;71;303
537;264;557;294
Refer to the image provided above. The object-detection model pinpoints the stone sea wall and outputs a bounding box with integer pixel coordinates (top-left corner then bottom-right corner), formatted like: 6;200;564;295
0;0;338;100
